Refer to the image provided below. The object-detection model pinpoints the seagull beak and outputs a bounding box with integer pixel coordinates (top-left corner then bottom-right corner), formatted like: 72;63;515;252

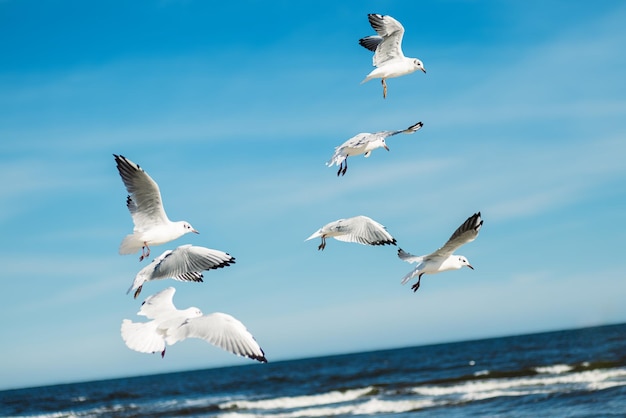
192;229;199;234
384;144;390;151
421;68;427;73
467;264;474;270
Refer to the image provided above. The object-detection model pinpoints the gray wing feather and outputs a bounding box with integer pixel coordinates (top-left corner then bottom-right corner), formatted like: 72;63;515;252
334;216;396;246
397;248;423;264
114;154;169;227
362;14;406;66
153;245;235;282
358;35;382;52
386;121;424;137
429;212;483;259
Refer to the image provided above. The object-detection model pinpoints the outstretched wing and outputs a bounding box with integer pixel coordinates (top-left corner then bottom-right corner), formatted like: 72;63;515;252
427;212;483;259
397;248;423;264
152;244;235;282
360;14;406;66
114;154;169;229
171;312;267;363
138;287;178;319
334;215;397;246
384;121;424;138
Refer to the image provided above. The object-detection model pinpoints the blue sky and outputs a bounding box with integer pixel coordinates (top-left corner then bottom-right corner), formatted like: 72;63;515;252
1;0;625;391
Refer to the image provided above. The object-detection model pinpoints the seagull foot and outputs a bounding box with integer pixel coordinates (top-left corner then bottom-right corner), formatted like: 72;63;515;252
411;280;421;292
133;286;142;299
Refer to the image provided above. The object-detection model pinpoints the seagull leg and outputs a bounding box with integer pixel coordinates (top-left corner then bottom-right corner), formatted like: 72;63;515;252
382;79;387;99
411;274;423;292
161;347;166;358
318;237;326;251
337;164;342;176
133;285;143;299
341;159;348;176
139;243;151;262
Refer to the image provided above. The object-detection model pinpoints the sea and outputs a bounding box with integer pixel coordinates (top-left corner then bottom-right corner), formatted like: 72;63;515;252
2;323;625;417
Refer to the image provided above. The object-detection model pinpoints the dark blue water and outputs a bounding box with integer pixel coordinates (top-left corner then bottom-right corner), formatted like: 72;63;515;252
2;323;625;417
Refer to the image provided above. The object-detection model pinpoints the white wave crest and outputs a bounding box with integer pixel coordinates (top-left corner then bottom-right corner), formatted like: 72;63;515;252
218;398;437;418
534;364;573;374
412;367;626;401
220;386;373;411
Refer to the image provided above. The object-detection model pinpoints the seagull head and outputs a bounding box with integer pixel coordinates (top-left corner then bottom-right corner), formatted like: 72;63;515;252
413;58;426;73
459;256;473;270
182;222;199;234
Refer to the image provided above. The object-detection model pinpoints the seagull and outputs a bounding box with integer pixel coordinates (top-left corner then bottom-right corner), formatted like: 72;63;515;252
359;13;426;98
398;212;483;292
127;244;236;299
114;154;199;261
121;287;267;362
306;215;397;250
327;121;423;176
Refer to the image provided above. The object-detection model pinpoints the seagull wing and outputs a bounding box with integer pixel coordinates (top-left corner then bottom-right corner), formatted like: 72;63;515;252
334;216;397;246
327;133;372;166
359;35;382;52
364;14;406;66
385;121;424;138
170;313;267;363
428;212;483;259
127;250;179;295
120;319;165;354
342;133;374;149
397;248;423;264
114;154;169;229
138;286;178;319
152;244;235;282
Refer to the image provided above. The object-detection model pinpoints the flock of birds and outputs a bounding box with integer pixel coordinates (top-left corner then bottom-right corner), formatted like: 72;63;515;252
116;13;483;364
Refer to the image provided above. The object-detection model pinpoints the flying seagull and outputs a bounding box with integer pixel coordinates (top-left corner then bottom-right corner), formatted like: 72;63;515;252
114;154;198;261
327;121;423;176
398;212;483;292
127;244;235;299
359;13;426;98
121;287;267;362
306;215;397;250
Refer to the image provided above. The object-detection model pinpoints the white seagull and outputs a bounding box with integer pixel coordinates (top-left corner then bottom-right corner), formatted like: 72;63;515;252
121;287;267;362
114;154;199;261
398;212;483;292
127;244;236;299
359;13;426;98
327;121;423;176
306;215;396;250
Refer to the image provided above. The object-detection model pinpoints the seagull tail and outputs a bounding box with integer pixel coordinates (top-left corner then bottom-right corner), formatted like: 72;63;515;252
120;319;165;355
326;155;342;167
119;234;143;255
305;230;322;242
400;267;421;285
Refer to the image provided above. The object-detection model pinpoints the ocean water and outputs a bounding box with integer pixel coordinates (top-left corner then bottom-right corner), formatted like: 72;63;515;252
2;323;625;417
